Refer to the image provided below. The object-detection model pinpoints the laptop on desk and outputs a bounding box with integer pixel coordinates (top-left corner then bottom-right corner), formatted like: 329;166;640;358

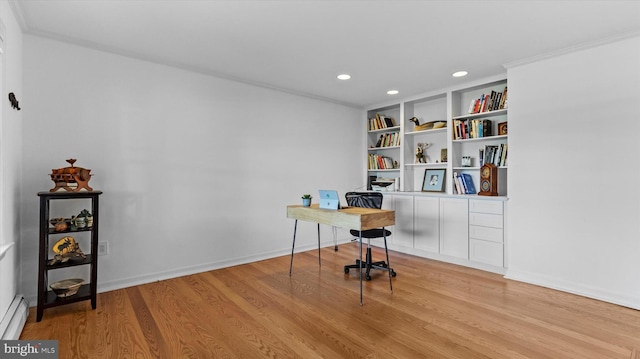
318;190;341;210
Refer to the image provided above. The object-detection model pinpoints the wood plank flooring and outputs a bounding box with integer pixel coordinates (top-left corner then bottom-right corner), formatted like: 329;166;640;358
20;243;640;358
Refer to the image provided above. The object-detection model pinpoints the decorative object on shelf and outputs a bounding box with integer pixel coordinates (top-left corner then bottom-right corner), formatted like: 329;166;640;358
415;143;429;163
49;235;87;265
50;159;94;192
51;218;68;232
478;163;498;196
74;209;92;228
301;194;312;207
498;121;508;135
408;117;446;131
8;92;20;110
440;149;447;163
422;169;446;192
461;156;472;167
74;216;87;229
50;278;84;298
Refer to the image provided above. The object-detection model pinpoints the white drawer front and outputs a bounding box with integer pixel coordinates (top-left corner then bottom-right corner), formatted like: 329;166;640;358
470;239;503;267
469;200;503;215
469;212;503;228
469;225;503;243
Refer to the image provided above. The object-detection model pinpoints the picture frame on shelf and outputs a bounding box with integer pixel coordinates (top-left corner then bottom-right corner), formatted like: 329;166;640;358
422;169;446;192
498;121;508;135
440;148;447;163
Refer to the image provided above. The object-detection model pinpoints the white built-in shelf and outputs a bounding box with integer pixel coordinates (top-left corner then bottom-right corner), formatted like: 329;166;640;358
452;135;508;143
452;166;508;170
405;128;447;136
368;126;400;133
452;109;507;120
406;163;447;168
368;146;400;151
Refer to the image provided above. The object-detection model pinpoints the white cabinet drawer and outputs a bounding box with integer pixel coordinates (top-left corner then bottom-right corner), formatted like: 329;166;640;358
469;212;503;228
470;239;503;267
469;200;503;215
469;225;503;243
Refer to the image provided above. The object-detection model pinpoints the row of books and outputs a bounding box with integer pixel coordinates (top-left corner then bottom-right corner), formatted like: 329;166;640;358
368;154;395;170
453;172;476;194
368;114;396;131
467;87;508;114
453;119;493;140
480;143;508;167
374;132;400;147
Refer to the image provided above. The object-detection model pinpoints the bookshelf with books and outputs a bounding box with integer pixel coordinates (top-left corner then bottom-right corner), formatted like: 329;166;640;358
450;78;508;196
366;105;401;189
362;75;509;274
362;75;508;197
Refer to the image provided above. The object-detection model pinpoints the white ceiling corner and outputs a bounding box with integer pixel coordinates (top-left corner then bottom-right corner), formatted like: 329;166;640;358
12;0;640;108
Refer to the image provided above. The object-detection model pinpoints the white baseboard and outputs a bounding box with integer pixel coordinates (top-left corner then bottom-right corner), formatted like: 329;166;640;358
505;269;640;310
0;295;29;340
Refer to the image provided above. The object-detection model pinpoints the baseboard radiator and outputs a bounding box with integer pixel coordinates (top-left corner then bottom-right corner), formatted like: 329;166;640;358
0;295;29;340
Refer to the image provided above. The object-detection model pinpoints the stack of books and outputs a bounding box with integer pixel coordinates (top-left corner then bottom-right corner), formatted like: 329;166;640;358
369;114;396;131
453;119;492;140
479;144;508;167
374;132;400;147
368;154;395;170
467;87;508;114
453;172;476;194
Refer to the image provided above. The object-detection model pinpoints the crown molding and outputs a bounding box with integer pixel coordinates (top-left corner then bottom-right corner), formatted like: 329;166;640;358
504;29;640;69
7;0;28;32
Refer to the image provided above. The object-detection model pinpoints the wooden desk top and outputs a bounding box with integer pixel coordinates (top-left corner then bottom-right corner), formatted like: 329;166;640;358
287;204;394;231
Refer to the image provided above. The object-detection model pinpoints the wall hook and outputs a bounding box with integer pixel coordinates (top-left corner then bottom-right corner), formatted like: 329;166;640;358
8;92;20;110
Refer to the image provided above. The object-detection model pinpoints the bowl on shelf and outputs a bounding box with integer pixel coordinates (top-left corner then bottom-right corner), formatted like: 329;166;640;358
50;278;84;298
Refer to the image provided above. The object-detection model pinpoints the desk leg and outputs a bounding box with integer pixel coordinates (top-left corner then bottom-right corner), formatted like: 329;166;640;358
289;219;298;276
333;226;338;251
359;232;363;306
317;223;321;267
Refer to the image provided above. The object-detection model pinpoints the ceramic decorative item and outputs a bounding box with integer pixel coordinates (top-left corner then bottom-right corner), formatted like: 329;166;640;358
52;218;68;232
74;216;86;229
49;236;87;265
78;209;93;228
50;278;84;298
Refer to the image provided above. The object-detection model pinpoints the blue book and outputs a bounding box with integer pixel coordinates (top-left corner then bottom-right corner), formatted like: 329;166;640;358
461;173;476;194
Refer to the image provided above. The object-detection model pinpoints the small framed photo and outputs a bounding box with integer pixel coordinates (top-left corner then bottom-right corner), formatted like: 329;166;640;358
422;169;446;192
440;148;447;163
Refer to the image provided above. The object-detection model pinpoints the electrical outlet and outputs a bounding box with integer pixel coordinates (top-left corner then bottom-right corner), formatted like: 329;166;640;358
98;241;109;256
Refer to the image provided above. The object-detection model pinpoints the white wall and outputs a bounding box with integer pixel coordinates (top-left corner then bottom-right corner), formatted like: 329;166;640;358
506;35;640;309
20;35;362;300
0;0;23;334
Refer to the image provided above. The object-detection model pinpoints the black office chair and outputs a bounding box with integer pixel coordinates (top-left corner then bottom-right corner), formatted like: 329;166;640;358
343;192;397;281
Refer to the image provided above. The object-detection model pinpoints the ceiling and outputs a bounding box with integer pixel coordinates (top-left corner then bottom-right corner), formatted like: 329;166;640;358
11;0;640;108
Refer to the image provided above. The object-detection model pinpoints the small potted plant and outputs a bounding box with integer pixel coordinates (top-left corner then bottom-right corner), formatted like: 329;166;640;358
301;194;312;207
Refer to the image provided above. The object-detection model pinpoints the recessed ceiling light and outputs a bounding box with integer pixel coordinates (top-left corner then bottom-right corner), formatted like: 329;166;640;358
387;90;399;95
337;74;351;80
452;71;468;77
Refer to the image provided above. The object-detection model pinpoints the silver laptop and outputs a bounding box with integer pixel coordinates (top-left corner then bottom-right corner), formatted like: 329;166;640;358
318;190;340;210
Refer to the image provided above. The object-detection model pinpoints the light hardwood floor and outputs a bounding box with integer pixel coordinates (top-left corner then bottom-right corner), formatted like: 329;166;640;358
20;243;640;358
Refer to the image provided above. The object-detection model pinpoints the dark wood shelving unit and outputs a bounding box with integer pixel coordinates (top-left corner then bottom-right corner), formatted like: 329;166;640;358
36;190;102;322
